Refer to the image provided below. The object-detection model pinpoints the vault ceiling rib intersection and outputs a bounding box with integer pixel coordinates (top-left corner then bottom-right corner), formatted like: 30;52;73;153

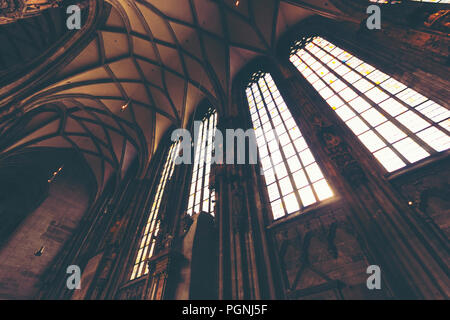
1;0;347;193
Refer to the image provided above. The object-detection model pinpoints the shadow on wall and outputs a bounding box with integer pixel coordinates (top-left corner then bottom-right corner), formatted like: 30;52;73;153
0;148;95;299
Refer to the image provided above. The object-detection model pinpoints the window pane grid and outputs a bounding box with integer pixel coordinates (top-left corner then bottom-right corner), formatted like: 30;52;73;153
290;36;450;172
246;72;333;220
315;39;448;139
130;141;180;280
187;109;217;216
319;38;449;135
306;41;437;146
293;45;412;167
252;79;300;215
261;76;323;204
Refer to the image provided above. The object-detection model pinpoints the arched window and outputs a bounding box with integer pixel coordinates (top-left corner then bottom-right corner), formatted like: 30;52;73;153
130;141;180;280
246;72;333;220
290;36;450;173
186;108;217;216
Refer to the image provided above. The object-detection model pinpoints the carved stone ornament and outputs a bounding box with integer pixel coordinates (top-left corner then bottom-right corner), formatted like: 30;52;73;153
106;217;126;248
0;0;25;18
311;115;366;187
424;10;450;33
156;231;174;251
0;0;63;24
181;212;194;235
229;173;248;233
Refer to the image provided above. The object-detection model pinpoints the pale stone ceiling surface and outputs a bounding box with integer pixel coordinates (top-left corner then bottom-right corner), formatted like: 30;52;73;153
2;0;346;194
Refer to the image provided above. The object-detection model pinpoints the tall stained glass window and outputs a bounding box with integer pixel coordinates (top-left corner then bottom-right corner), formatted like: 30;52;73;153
130;141;180;280
186;108;217;216
246;72;333;220
290;36;450;172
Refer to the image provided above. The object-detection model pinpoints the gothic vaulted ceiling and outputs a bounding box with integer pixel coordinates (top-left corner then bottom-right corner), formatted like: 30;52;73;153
2;0;346;194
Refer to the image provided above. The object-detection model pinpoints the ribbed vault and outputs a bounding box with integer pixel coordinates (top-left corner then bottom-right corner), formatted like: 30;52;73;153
1;0;349;193
0;6;70;72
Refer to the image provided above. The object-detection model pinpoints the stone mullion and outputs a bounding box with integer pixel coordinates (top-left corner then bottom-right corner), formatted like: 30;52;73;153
211;152;229;299
220;83;281;299
248;162;280;299
225;128;245;300
230;78;286;299
234;164;262;300
213;116;229;299
212;116;241;299
241;167;262;300
214;163;227;299
228;114;249;299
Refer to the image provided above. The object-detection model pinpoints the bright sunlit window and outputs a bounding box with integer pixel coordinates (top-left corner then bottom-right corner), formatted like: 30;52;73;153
246;72;333;220
130;141;180;280
186;108;217;216
290;36;450;173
